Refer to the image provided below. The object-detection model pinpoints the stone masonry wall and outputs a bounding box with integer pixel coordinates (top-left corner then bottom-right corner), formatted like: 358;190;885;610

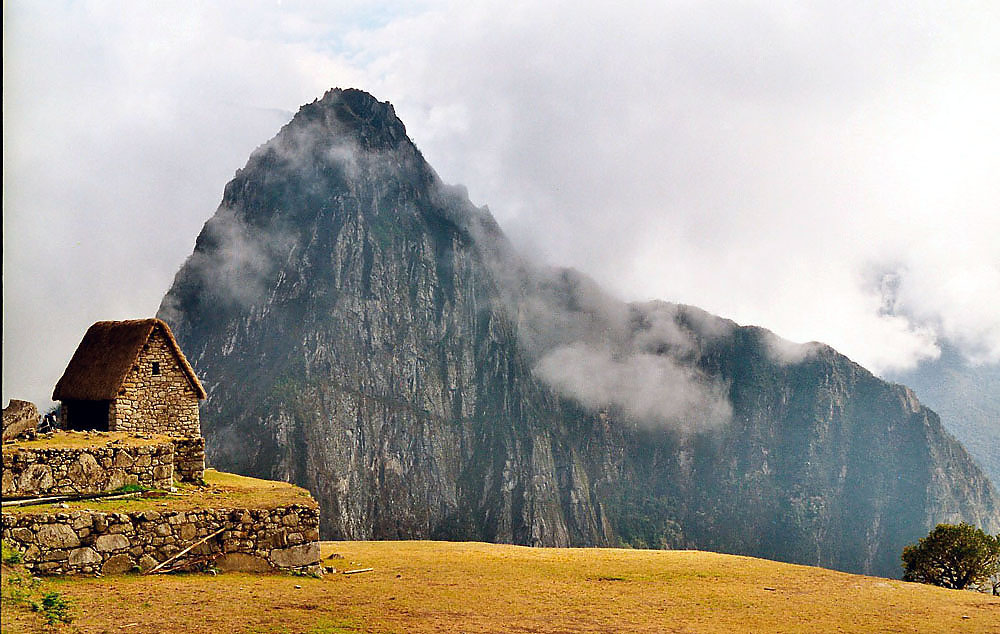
1;505;321;575
2;443;174;499
111;326;201;437
172;436;206;482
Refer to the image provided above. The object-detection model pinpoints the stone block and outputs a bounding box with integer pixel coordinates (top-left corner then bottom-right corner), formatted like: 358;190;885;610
12;527;34;542
101;553;134;575
138;554;158;573
37;524;80;549
215;553;274;573
17;463;53;493
95;534;130;552
269;542;320;569
41;548;69;562
158;545;179;558
68;547;101;566
24;545;41;561
178;523;197;541
67;453;102;484
106;471;126;490
72;515;94;530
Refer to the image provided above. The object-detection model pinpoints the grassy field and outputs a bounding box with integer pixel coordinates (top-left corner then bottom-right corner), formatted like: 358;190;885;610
2;431;171;452
3;469;316;515
2;540;998;633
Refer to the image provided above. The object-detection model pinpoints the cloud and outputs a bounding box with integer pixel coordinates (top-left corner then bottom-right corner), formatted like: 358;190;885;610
348;0;1000;375
4;0;1000;407
535;342;732;431
477;255;733;431
762;332;822;366
157;205;284;328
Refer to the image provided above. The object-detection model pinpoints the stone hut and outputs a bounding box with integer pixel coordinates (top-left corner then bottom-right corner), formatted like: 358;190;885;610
52;319;205;437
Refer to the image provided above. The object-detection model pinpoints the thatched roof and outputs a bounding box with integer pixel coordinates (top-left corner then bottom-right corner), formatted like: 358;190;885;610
52;319;206;401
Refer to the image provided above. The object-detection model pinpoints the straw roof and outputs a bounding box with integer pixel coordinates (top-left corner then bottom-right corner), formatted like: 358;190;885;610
52;319;206;401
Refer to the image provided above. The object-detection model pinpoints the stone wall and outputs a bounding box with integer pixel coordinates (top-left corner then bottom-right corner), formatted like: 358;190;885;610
2;443;174;499
110;326;201;437
173;436;206;482
1;505;321;575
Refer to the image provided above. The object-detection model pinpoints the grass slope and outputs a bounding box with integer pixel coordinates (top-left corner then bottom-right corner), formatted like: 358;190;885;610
3;469;316;515
3;541;998;633
3;431;171;452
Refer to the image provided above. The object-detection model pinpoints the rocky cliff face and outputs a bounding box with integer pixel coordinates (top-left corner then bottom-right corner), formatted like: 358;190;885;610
159;88;1000;578
887;344;1000;488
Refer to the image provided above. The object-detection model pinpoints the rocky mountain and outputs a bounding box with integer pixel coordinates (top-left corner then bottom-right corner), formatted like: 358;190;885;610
887;345;1000;488
158;88;1000;578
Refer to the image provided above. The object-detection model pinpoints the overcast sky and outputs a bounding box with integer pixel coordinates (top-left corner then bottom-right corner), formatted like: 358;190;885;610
4;0;999;406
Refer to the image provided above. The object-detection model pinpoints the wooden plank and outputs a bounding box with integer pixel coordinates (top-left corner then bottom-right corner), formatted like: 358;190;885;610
145;527;226;575
1;491;144;508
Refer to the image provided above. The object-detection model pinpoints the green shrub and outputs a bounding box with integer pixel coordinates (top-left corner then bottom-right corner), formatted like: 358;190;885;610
902;522;1000;591
2;539;24;564
112;483;150;494
32;590;74;625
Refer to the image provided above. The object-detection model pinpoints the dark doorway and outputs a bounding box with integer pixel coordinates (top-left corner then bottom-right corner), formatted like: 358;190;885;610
64;400;111;431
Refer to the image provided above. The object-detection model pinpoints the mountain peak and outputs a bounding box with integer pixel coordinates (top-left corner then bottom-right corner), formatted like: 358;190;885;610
290;87;409;150
160;89;1000;579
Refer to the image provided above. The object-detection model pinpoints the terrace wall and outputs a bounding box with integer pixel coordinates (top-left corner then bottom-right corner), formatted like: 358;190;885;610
173;437;206;483
1;505;321;575
1;443;174;499
1;436;205;499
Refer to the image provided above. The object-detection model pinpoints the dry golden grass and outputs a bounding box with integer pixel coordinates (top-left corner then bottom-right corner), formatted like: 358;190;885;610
2;431;171;452
3;540;998;633
3;469;316;515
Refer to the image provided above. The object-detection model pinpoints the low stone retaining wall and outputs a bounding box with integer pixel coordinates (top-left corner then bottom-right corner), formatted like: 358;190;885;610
1;504;321;575
2;436;206;498
173;437;205;483
1;443;174;498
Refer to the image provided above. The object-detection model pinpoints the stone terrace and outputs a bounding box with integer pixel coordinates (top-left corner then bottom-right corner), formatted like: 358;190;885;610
2;470;321;575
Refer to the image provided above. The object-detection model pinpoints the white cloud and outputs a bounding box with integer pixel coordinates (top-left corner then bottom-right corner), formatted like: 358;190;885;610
4;0;999;405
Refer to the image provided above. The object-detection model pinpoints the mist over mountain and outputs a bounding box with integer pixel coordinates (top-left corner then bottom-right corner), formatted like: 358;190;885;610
159;88;999;578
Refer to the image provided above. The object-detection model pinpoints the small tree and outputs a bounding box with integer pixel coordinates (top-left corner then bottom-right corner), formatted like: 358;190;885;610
901;522;1000;592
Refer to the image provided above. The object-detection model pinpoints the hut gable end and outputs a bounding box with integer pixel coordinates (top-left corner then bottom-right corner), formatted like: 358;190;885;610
111;326;202;436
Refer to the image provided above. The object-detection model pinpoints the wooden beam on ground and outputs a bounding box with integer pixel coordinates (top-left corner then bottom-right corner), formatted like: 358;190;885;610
1;491;144;508
145;527;226;575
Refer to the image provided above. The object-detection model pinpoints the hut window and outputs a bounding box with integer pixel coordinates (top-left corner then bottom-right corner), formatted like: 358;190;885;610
152;362;161;376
